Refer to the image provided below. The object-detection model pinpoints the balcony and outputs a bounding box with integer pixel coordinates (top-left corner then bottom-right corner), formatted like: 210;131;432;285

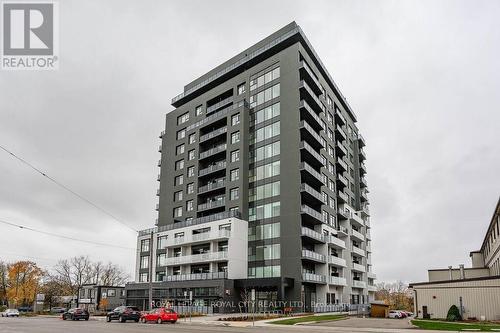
300;162;324;187
165;251;228;266
156;188;160;196
199;161;226;177
351;245;366;257
359;149;366;161
328;255;347;267
197;197;225;211
329;276;347;286
299;60;322;95
337;226;349;237
167;229;231;247
334;110;346;126
158;145;162;153
351;229;365;243
155;203;159;211
350;213;365;228
301;205;324;225
165;271;227;282
302;249;326;263
360;177;368;188
188;100;247;132
352;263;366;273
300;120;325;150
367;271;377;279
335;142;347;157
206;96;233;114
301;227;326;243
300;183;324;205
337;191;348;203
302;272;326;284
352;280;367;289
337;207;350;220
368;285;377;292
336;174;348;189
159;130;165;138
366;231;372;240
336;158;348;173
198;179;225;194
361;190;368;202
359;163;367;176
199;126;227;143
199;144;227;160
334;125;347;141
366;243;372;253
157;174;161;181
358;134;366;148
300;141;326;169
157;159;161;167
327;235;346;249
299;80;324;115
299;101;324;132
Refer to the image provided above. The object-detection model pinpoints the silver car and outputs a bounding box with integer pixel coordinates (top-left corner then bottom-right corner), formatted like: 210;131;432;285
1;309;20;317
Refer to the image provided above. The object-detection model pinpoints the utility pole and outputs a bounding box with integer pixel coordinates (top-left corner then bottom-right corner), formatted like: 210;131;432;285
148;231;154;310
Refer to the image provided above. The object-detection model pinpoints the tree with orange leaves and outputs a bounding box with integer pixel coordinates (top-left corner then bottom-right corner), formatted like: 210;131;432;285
7;261;43;308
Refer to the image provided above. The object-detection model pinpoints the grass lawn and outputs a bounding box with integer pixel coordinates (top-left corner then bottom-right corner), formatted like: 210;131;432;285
412;319;500;331
270;314;347;325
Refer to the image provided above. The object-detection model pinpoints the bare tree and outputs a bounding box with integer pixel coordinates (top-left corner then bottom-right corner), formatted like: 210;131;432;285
99;262;128;286
375;280;413;311
0;261;9;306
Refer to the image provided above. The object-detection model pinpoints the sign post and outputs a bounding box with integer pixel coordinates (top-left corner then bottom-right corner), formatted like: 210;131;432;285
251;289;256;327
189;291;193;323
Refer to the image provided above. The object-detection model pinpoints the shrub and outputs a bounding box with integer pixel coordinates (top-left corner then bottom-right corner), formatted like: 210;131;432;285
446;305;462;322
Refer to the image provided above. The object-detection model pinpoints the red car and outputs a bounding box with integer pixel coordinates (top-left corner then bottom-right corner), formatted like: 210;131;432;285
140;308;178;324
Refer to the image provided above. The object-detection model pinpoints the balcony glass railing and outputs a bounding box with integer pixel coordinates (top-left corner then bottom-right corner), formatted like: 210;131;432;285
300;120;325;147
169;229;231;246
327;235;346;249
352;280;367;288
299;80;324;114
199;127;227;142
302;272;326;283
300;162;324;184
329;276;347;286
300;141;326;166
165;271;227;282
198;179;225;193
199;144;227;159
301;205;323;222
187;101;247;132
198;197;225;211
301;227;326;242
352;263;366;273
299;100;325;130
206;96;233;114
351;245;366;257
302;249;326;262
300;183;324;203
165;251;228;265
351;229;365;242
328;255;347;267
199;161;226;177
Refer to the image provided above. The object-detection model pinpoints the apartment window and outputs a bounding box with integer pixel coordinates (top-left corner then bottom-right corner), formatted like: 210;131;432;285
231;113;240;126
328;145;334;157
174;175;184;186
173;207;182;218
219;223;231;231
328;129;333;140
249;83;280;108
251;102;280;125
195;105;203;116
230;150;240;163
174;190;183;202
249;181;280;202
250;141;280;163
237;83;246;95
187;166;195;177
140;256;149;269
188;149;195;161
188;133;196;144
249;160;280;182
230;169;239;181
327;95;333;108
139;273;148;283
176;129;186;140
248;222;280;241
230;206;239;214
248;265;280;278
231;131;240;144
186;200;193;211
157;235;167;249
251;121;280;144
330;197;335;209
176;144;185;155
249;244;280;261
250;66;280;91
175;159;184;170
156;253;167;267
140;239;150;252
249;201;280;221
186;183;194;194
230;188;239;200
177;112;189;125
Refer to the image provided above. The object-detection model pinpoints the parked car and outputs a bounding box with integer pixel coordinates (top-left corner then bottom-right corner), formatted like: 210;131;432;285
17;306;32;313
62;308;89;321
106;306;140;323
1;309;20;317
140;308;178;324
50;307;67;314
388;310;403;319
402;310;414;317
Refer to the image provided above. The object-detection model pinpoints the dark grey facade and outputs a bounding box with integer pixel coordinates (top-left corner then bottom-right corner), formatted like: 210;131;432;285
128;21;375;312
77;284;125;313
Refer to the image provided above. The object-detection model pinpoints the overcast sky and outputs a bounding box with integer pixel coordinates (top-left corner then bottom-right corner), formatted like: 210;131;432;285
0;0;499;283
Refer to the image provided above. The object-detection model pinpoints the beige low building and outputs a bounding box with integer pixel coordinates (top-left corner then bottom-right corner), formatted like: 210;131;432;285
410;198;500;321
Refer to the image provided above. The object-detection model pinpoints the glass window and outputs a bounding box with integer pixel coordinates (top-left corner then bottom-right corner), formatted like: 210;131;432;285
230;169;239;181
175;159;184;170
186;183;194;194
174;190;183;202
230;188;239;200
188;149;195;160
176;129;186;140
250;66;280;91
237;83;246;95
173;207;182;217
249;244;280;261
176;144;185;155
249;160;280;182
251;103;280;125
157;236;167;249
186;200;193;211
249;83;280;108
249;181;280;202
231;150;240;163
156;253;167;267
249;201;280;221
187;166;195;177
195;105;203;116
231;131;240;144
140;239;150;252
139;273;148;282
251;121;280;144
231;113;240;126
188;133;196;144
177;112;189;125
250;141;280;163
174;175;183;186
140;256;149;269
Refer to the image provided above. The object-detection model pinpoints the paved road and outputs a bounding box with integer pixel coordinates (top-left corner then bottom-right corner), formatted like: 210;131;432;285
0;316;443;333
312;317;414;329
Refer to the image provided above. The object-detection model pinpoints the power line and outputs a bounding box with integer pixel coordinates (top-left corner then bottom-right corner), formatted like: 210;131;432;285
0;144;138;232
0;219;135;251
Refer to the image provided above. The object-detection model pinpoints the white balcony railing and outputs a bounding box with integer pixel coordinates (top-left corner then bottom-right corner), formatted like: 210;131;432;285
165;251;228;266
327;235;346;249
302;273;326;283
351;246;366;257
167;230;231;247
328;256;347;267
352;280;367;289
329;276;347;286
352;263;366;273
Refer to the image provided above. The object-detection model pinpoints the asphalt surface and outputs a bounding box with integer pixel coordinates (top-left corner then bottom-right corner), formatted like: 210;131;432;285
312;317;414;329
